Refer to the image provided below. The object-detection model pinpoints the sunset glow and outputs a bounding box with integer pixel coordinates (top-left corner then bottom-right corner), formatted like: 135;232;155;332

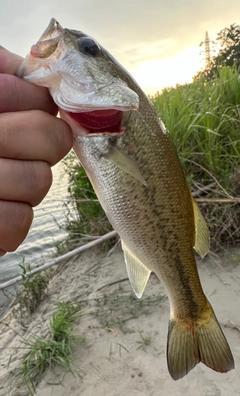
129;46;203;95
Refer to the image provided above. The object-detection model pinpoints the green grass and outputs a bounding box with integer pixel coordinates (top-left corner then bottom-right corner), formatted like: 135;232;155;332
152;66;240;182
7;290;164;394
152;66;240;249
16;264;49;319
10;301;84;395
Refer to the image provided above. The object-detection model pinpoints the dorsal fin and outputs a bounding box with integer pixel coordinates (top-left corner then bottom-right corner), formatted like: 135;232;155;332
121;242;151;298
192;197;210;258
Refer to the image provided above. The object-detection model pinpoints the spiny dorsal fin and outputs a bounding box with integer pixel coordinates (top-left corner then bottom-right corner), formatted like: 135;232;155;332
121;242;151;298
192;197;210;258
106;146;147;186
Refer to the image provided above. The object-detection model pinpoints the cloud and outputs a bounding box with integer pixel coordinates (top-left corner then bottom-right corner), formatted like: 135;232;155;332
118;39;175;66
2;0;240;56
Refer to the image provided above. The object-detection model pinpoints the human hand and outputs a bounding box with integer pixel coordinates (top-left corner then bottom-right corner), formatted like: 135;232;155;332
0;46;73;256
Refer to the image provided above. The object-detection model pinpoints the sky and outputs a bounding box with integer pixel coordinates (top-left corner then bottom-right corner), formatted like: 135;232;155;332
1;0;239;95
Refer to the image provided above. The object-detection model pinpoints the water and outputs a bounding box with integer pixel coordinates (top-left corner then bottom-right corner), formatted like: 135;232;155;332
0;161;72;299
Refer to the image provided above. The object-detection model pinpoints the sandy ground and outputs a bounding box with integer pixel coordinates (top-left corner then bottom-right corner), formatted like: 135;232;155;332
0;246;240;396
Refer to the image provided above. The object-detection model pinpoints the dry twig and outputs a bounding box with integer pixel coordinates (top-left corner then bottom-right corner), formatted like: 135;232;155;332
223;320;240;333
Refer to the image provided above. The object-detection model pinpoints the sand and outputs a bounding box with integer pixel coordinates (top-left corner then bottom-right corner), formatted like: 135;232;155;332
0;247;240;396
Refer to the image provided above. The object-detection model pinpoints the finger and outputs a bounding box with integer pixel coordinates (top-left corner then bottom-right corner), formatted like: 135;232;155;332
0;47;57;115
0;200;33;253
0;159;52;207
0;110;73;165
0;74;58;115
0;46;23;74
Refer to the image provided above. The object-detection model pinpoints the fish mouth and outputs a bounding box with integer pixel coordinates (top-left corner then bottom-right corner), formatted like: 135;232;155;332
67;109;125;135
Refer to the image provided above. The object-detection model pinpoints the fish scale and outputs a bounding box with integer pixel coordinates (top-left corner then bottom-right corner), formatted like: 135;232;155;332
18;18;234;380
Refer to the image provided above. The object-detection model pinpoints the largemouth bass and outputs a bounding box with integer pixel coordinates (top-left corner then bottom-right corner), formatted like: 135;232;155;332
18;19;234;380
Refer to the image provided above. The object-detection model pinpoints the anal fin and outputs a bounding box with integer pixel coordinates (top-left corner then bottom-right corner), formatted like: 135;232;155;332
121;242;151;298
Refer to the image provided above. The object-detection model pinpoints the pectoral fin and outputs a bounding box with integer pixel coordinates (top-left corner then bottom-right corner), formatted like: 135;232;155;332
192;197;210;258
122;242;151;298
106;146;147;186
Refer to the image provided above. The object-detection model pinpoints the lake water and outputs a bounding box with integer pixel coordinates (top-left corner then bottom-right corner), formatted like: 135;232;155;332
0;161;73;305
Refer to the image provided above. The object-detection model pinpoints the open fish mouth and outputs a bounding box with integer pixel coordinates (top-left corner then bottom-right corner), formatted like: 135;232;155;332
67;109;125;134
55;77;135;136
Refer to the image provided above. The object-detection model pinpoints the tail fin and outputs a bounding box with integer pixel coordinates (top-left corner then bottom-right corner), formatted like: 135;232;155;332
167;304;234;380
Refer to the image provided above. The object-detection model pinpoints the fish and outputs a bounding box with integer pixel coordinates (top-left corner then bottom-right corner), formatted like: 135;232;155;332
17;19;234;380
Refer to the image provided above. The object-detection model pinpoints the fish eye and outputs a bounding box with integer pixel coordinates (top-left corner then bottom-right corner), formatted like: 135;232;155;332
77;37;100;57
